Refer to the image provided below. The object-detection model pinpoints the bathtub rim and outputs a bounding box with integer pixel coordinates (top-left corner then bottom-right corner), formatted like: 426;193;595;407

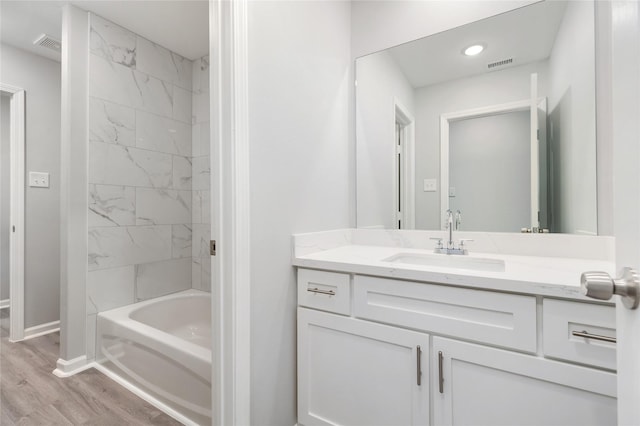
96;289;211;373
95;289;212;425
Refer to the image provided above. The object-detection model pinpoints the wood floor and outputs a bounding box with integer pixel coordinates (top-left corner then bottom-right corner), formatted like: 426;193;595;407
0;310;182;425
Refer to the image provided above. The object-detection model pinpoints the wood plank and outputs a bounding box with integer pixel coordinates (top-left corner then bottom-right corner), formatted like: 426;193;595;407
0;316;181;426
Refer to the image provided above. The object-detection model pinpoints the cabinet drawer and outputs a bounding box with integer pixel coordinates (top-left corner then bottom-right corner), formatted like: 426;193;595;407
354;275;537;353
543;299;616;370
298;269;350;315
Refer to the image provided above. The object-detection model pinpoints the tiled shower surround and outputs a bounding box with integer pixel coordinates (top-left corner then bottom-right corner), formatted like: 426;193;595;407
85;14;210;359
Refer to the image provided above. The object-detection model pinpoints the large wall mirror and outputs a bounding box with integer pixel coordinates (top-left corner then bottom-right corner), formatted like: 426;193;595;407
356;0;597;235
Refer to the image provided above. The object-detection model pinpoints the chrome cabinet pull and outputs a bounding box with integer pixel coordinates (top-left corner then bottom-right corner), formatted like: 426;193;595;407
416;346;422;386
438;351;444;394
307;287;335;296
572;330;616;344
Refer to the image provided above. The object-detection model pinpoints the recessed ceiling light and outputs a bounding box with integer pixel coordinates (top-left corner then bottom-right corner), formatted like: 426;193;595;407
463;44;485;56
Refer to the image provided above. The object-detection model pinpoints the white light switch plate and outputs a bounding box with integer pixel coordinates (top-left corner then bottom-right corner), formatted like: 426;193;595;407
29;172;49;188
423;179;437;192
449;186;456;197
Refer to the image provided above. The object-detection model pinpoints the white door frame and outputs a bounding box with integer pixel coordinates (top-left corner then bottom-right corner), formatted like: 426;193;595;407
610;1;640;424
1;83;26;342
394;99;415;229
439;98;535;230
210;0;251;424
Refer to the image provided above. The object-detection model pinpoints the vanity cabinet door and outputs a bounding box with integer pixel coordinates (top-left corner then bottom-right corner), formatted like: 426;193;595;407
298;308;429;426
432;337;617;426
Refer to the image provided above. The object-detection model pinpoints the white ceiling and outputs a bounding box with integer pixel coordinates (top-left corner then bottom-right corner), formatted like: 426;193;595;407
385;1;567;89
0;0;209;63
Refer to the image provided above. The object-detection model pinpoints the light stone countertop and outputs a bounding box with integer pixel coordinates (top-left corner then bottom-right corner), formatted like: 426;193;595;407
292;230;617;301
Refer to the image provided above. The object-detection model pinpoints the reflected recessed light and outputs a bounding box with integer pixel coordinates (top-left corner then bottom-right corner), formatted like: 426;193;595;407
463;44;485;56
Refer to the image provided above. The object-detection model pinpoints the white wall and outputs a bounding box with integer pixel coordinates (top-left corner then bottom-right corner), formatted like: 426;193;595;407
0;43;60;328
1;94;9;301
247;1;351;423
547;0;597;235
415;60;548;229
356;51;414;229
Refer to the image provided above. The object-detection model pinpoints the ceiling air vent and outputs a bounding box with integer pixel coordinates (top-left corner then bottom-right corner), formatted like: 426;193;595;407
33;34;62;52
487;58;514;70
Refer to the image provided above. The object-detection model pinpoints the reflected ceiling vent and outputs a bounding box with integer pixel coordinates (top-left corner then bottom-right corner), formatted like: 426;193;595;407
487;58;514;70
33;34;62;52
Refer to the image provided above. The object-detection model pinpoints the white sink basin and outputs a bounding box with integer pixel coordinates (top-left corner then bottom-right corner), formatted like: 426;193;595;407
382;252;505;272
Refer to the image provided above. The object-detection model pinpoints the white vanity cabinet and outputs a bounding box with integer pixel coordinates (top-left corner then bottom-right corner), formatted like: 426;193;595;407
296;268;618;426
432;337;617;426
298;308;429;426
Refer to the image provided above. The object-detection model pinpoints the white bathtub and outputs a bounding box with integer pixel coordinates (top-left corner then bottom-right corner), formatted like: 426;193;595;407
96;289;211;425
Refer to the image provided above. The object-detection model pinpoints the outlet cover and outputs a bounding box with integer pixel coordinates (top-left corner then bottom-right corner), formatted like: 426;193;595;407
423;179;437;192
29;172;49;188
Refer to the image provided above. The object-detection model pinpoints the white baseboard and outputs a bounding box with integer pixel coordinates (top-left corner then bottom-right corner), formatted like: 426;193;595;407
53;355;92;377
24;320;60;340
0;299;9;309
93;363;197;426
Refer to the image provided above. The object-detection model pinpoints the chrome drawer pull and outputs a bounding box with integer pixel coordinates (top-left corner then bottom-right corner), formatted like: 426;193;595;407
438;351;444;394
572;330;616;344
416;346;422;386
307;287;335;296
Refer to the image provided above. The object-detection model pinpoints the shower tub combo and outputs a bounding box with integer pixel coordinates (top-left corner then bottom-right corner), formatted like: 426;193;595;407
96;289;211;425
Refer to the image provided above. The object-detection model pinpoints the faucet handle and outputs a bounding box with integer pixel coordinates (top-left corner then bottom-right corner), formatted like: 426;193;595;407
430;237;444;248
458;238;474;249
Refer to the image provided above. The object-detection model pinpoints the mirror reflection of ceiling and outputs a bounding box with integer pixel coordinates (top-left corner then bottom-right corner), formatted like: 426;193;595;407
388;1;566;89
0;0;208;62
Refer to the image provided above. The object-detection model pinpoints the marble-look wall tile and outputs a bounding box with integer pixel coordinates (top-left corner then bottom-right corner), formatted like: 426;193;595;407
173;86;192;124
136;37;192;90
89;142;173;188
88;225;171;270
201;257;211;292
192;89;209;124
192;123;210;157
136;111;191;156
192;190;203;224
90;54;173;118
136;188;191;225
89;184;135;227
190;189;211;226
200;190;210;226
90;14;136;67
192;223;210;258
192;156;210;191
191;55;211;292
89;98;135;146
192;258;202;291
90;53;141;108
135;258;192;301
87;265;135;314
173;156;192;190
135;70;174;117
192;55;209;93
172;225;192;258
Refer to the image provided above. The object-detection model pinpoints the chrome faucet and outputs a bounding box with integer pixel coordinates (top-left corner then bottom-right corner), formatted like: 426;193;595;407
446;209;454;248
455;210;462;231
430;209;472;255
